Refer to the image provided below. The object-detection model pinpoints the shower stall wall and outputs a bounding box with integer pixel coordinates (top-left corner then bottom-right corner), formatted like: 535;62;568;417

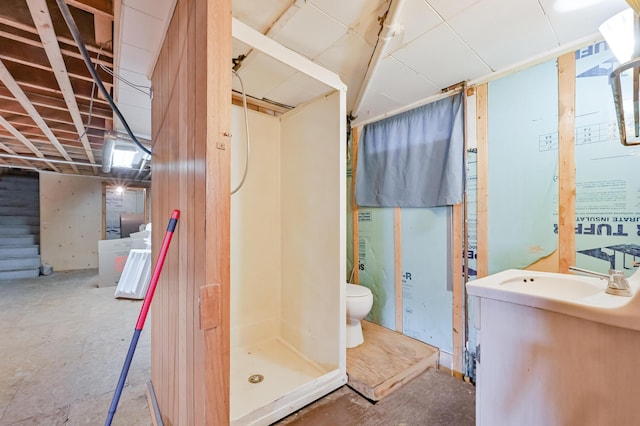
230;19;347;425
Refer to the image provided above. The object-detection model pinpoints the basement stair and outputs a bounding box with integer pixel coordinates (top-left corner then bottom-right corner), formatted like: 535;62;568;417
0;173;41;280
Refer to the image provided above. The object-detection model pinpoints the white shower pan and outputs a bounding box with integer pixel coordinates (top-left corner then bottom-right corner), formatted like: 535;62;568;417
230;19;347;425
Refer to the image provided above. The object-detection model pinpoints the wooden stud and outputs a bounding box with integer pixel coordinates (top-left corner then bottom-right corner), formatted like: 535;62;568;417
27;0;96;164
476;83;489;278
351;126;360;283
394;207;402;333
452;203;463;379
558;52;576;272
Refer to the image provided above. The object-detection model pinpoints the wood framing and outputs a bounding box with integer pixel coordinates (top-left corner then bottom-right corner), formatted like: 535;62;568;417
394;207;402;333
451;203;463;378
27;0;96;164
476;84;489;278
352;126;360;283
150;0;231;424
557;52;576;272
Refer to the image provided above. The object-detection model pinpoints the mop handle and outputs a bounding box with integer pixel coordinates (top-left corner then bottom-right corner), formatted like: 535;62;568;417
105;210;180;426
135;209;180;331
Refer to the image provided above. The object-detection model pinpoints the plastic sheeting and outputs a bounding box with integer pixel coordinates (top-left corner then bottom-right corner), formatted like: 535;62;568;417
574;42;640;276
401;208;452;353
487;59;559;273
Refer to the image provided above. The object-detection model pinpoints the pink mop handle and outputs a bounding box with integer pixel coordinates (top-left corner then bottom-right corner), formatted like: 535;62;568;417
135;209;180;330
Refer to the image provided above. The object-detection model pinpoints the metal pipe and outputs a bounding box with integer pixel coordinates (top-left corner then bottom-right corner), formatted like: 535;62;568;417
231;70;250;195
351;0;406;118
0;153;100;167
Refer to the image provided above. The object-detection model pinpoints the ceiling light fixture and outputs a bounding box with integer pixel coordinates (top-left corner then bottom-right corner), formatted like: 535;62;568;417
599;8;637;63
102;131;151;173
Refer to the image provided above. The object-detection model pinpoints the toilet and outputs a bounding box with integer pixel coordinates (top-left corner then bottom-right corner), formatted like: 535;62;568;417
346;283;374;348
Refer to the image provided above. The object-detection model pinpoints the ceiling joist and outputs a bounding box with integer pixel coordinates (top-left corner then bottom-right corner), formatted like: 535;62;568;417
0;115;61;172
0;58;78;172
27;0;95;164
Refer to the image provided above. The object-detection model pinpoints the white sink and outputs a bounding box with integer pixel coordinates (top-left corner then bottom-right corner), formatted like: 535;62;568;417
467;269;640;330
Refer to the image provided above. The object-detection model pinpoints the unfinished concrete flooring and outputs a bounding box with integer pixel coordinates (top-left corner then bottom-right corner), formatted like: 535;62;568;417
277;368;476;425
0;269;151;425
1;269;475;425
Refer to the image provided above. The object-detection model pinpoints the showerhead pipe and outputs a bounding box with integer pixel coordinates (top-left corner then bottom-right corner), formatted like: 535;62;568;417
231;70;250;195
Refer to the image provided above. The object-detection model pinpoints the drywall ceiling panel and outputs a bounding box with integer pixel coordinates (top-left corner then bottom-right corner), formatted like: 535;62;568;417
118;85;152;110
118;68;152;90
115;104;152;139
234;52;297;99
357;1;394;47
119;42;152;75
233;0;292;33
366;56;440;106
391;24;491;89
309;0;385;28
390;0;443;50
448;0;559;70
539;0;628;44
264;71;331;107
356;90;404;122
123;0;176;20
314;32;372;110
270;3;348;59
121;5;165;52
426;0;482;20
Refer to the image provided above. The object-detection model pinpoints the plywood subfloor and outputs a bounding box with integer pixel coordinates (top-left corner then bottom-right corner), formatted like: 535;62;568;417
347;320;439;401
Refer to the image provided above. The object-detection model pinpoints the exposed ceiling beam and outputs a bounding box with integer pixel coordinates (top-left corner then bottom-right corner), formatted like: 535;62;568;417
93;14;112;46
0;59;78;172
0;86;112;119
0;142;40;170
0;115;60;172
28;0;95;164
0;16;113;58
0;105;107;130
0;27;115;69
65;0;113;19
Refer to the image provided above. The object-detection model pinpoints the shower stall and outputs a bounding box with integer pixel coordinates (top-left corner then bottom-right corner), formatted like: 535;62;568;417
229;19;347;425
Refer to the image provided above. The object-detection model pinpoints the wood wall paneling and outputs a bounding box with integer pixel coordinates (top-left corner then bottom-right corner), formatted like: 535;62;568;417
150;0;231;424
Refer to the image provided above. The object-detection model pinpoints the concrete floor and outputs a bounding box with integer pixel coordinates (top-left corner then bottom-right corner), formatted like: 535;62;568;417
0;269;476;425
0;269;151;425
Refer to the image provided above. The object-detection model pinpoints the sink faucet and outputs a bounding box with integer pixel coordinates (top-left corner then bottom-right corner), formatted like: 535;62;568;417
568;266;632;297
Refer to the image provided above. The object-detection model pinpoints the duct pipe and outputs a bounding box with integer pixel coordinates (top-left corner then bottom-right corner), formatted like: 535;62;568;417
102;136;115;173
0;153;101;167
351;0;405;118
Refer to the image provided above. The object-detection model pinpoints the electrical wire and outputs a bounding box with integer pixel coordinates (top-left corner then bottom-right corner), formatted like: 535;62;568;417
99;63;152;98
231;71;250;195
78;42;109;141
55;0;152;157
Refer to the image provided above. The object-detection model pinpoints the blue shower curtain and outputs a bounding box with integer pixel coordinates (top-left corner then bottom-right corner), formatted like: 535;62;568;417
355;92;464;207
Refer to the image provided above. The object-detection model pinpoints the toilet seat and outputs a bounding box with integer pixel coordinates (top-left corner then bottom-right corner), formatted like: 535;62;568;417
347;283;371;297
